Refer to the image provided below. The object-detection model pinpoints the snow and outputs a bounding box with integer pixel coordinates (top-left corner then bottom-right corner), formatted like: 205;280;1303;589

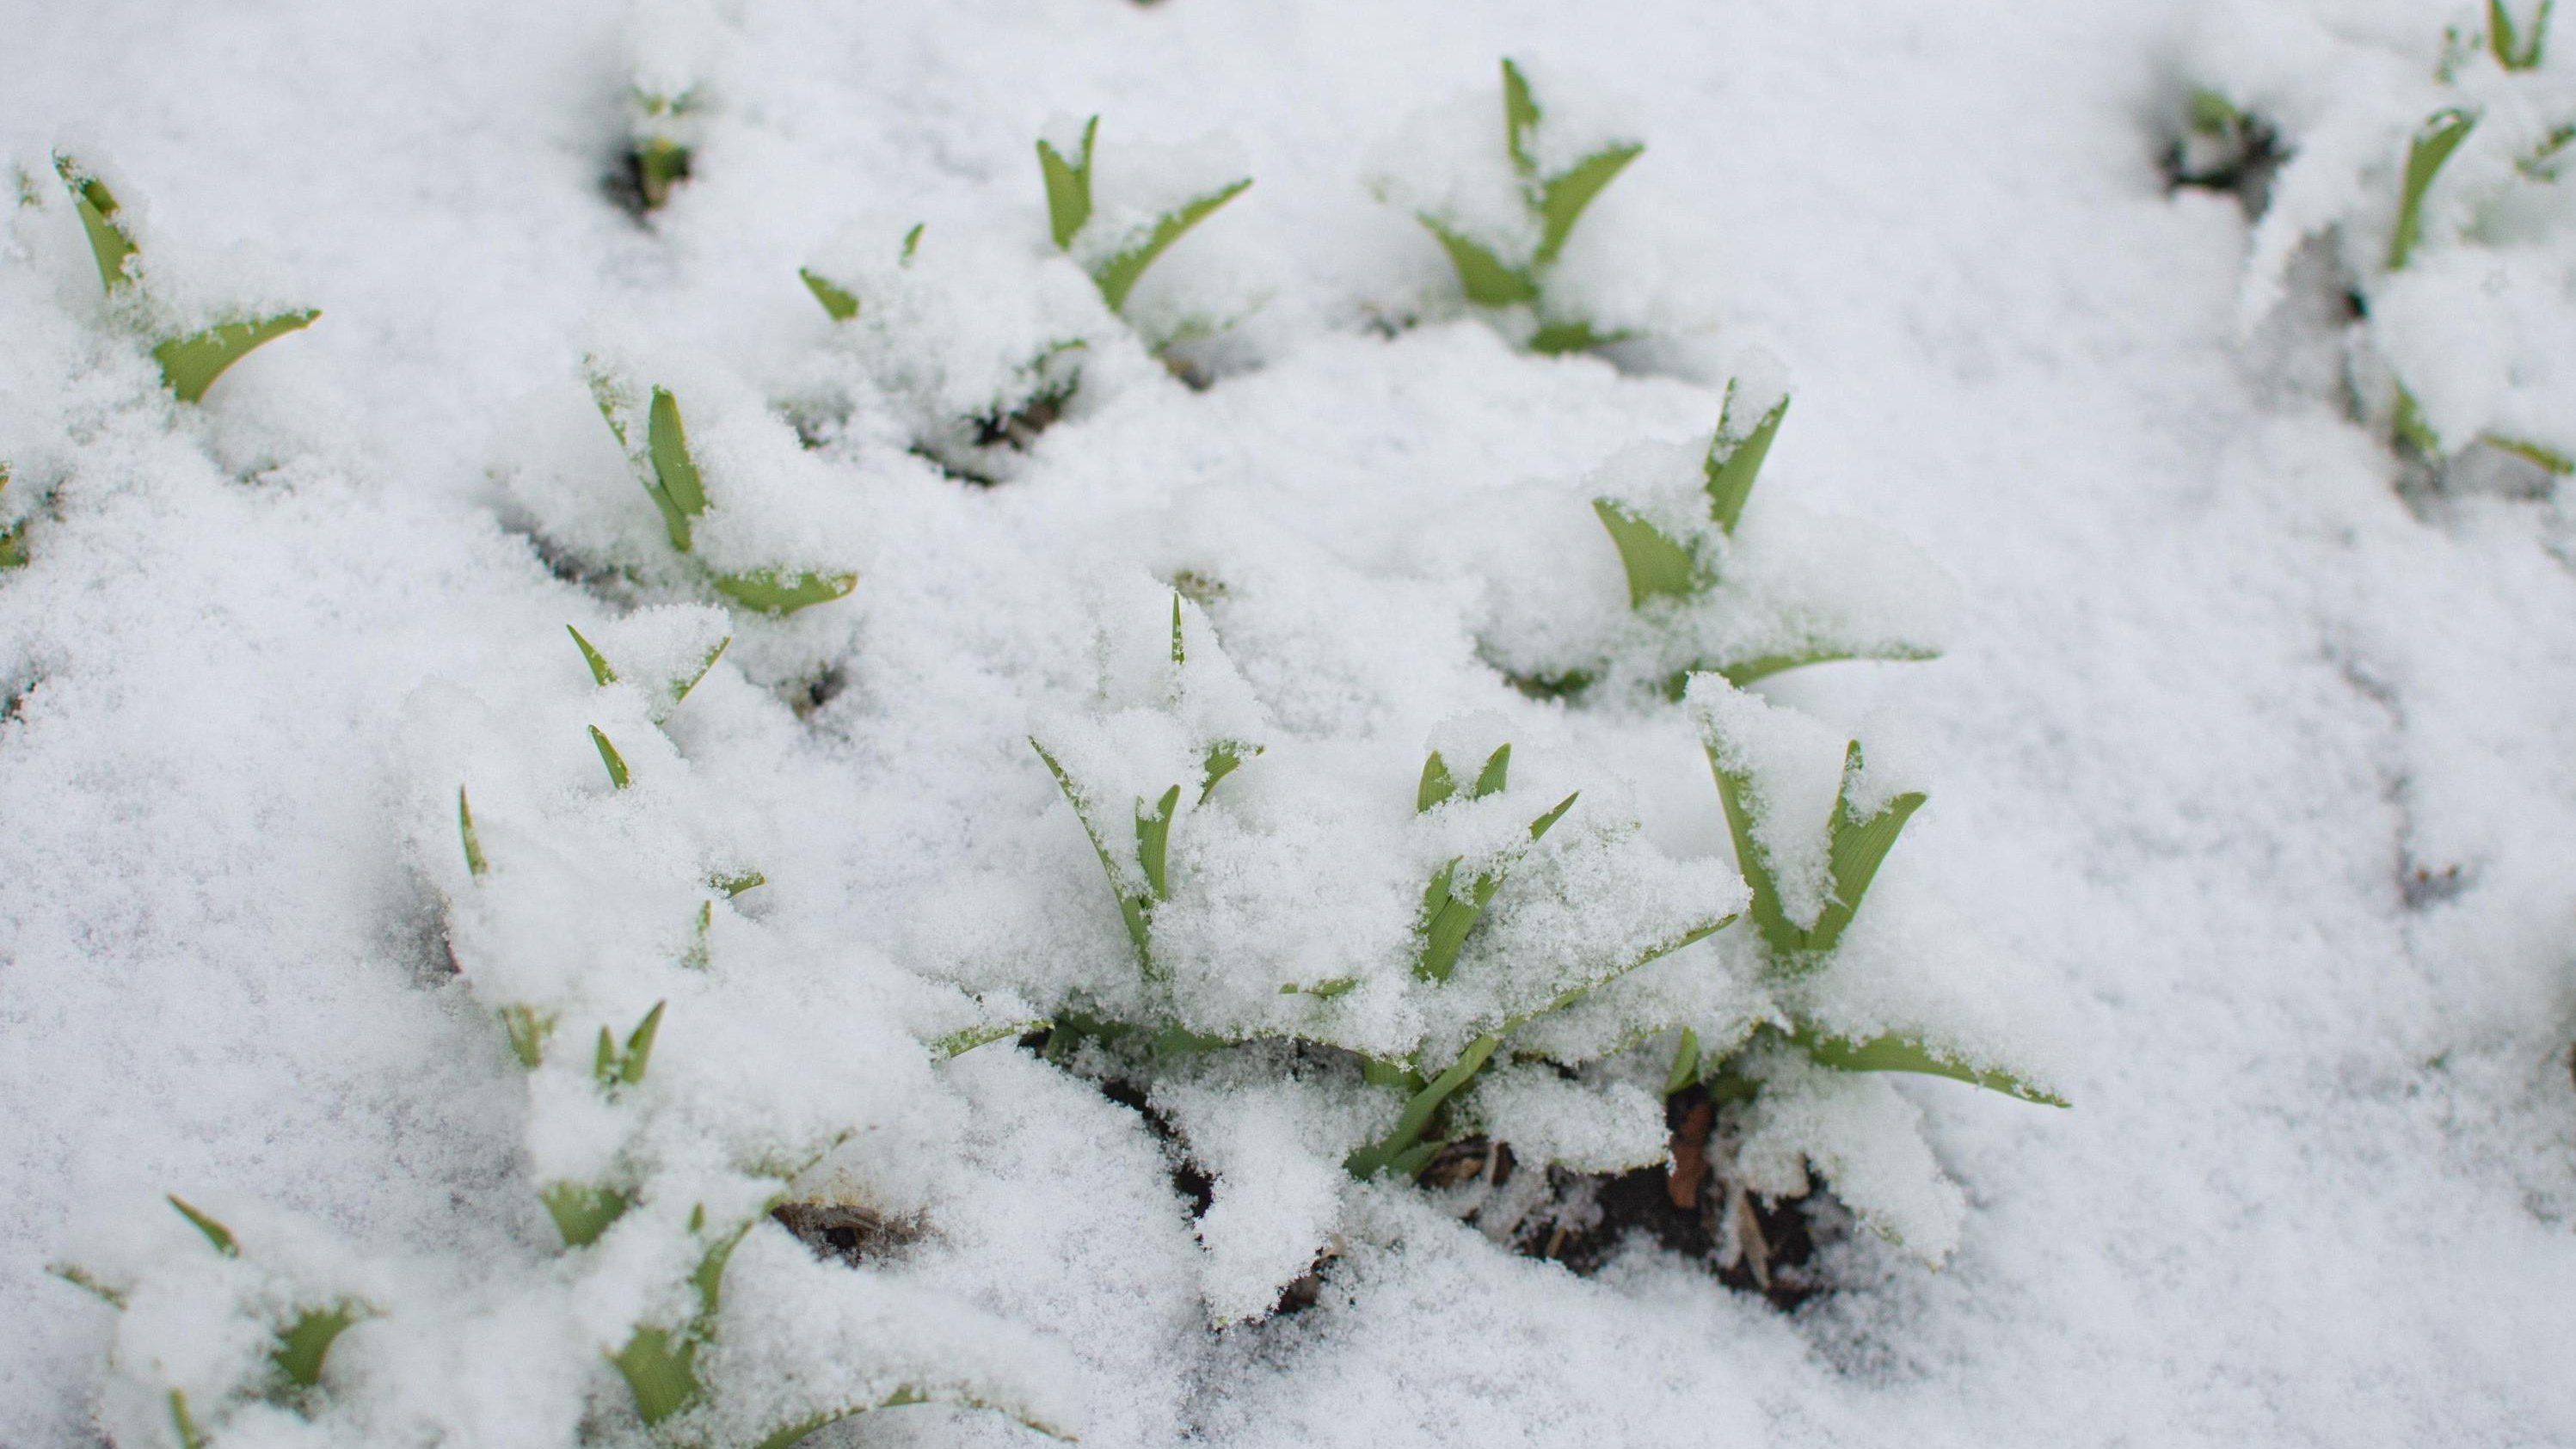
4;0;2576;1446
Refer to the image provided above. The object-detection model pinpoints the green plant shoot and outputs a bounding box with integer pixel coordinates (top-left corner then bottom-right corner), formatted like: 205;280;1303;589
1037;114;1251;313
2388;108;2476;272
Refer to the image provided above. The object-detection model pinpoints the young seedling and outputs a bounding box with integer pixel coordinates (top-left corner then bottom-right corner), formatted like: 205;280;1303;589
52;155;318;402
1411;744;1579;982
2387;108;2477;273
629;89;698;212
2490;0;2554;69
1691;691;2064;1107
1405;59;1644;354
587;368;858;615
0;464;26;569
1037;114;1251;314
1032;593;1261;975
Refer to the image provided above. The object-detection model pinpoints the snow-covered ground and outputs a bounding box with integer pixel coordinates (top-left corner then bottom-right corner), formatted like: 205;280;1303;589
3;1;2573;1446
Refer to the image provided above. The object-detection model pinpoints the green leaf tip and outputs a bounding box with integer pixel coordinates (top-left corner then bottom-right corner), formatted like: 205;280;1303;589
500;1004;553;1068
595;1001;666;1088
154;310;319;404
542;1181;634;1247
1199;739;1256;803
1038;114;1099;250
1417;752;1456;812
1593;498;1703;609
1134;784;1181;901
46;1262;127;1309
1663;1026;1702;1095
589;726;630;789
53;154;136;292
1032;736;1155;969
567;625;618;685
676;635;730;701
1420;217;1537;307
273;1305;357;1388
1470;743;1511;799
1705;382;1789;536
167;1195;237;1256
901;221;925;261
1708;734;1925;959
799;267;859;322
2490;0;2554;68
458;787;488;877
713;869;765;897
169;1391;206;1449
647;387;707;527
1092;176;1251;314
2388;108;2476;273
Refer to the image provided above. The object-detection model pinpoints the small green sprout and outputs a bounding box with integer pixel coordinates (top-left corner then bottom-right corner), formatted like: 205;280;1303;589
2490;0;2554;69
167;1194;237;1256
1037;114;1251;313
1593;379;1788;610
2388;108;2476;272
590;726;633;789
501;1004;555;1068
595;1001;667;1089
629;89;698;212
930;1016;1053;1059
587;371;858;615
46;1262;128;1308
0;464;26;569
799;267;859;322
53;155;318;402
169;1391;206;1449
711;869;765;897
1693;693;2064;1107
1412;744;1579;982
458;787;489;877
543;1182;636;1249
1407;59;1644;354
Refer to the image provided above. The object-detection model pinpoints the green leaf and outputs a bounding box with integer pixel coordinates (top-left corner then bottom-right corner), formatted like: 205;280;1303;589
1199;739;1257;803
567;625;618;685
169;1391;206;1449
931;1018;1049;1059
46;1262;127;1308
1093;177;1251;313
1708;747;1802;955
646;387;707;522
589;726;630;789
53;156;136;292
152;311;319;403
1135;784;1181;901
1415;861;1478;983
1792;1026;2069;1107
0;522;25;570
1344;1031;1502;1179
2491;0;2554;68
1592;498;1704;608
1528;791;1578;839
594;1001;665;1088
1281;976;1357;998
799;267;858;322
673;635;730;701
901;222;925;262
685;899;712;971
500;1004;554;1069
1417;752;1456;813
1037;115;1098;250
1032;738;1155;967
1470;743;1511;799
634;137;690;211
167;1195;237;1257
2186;88;2243;138
1663;1026;1702;1095
272;1305;356;1388
2482;433;2576;474
712;869;765;897
1501;58;1541;177
1526;318;1635;354
2388;108;2477;272
1808;741;1924;953
1170;591;1187;666
1417;215;1537;306
1533;143;1642;267
541;1181;634;1248
751;1389;1075;1449
458;787;488;878
710;567;858;616
607;1209;756;1426
1704;384;1790;536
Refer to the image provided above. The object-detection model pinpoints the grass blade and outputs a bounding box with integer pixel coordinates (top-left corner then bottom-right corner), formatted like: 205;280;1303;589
618;1001;666;1085
1344;1031;1502;1178
46;1262;127;1308
152;311;318;403
1134;784;1181;901
1469;743;1512;799
567;625;617;685
931;1018;1051;1059
1501;58;1541;176
458;788;488;878
53;157;135;291
589;726;630;789
1793;1026;2068;1107
1417;752;1456;812
541;1181;634;1248
1703;385;1789;536
500;1004;552;1068
710;568;857;616
1199;740;1255;802
1032;738;1154;966
1663;1026;1702;1095
799;267;858;322
1534;143;1641;267
646;387;707;521
167;1195;237;1257
1592;499;1702;607
1808;743;1924;952
2388;108;2476;272
169;1391;206;1449
1093;178;1251;313
673;635;730;701
1417;216;1537;306
272;1305;356;1388
1037;115;1097;250
1528;791;1577;839
1706;746;1799;955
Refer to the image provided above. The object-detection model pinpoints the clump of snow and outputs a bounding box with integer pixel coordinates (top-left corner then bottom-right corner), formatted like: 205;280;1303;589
1460;1062;1668;1174
1731;1044;1966;1262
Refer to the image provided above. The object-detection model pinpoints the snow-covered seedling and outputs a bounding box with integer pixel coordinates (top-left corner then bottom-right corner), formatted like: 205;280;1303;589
628;88;699;212
50;154;317;402
575;359;858;613
1374;58;1643;354
1668;678;2063;1260
1474;357;1954;698
2187;0;2576;486
0;463;26;568
1037;114;1251;317
796;221;1116;483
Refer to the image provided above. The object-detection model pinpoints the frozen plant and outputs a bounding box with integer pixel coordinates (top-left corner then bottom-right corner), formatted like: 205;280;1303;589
1663;678;2065;1261
1373;58;1645;354
1469;353;1956;699
2185;0;2576;486
1036;114;1251;319
50;154;317;403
